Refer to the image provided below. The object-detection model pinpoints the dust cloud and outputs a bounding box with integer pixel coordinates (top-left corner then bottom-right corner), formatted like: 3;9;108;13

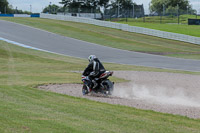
113;84;200;107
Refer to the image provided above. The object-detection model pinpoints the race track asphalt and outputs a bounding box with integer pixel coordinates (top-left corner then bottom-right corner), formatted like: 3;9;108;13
0;20;200;72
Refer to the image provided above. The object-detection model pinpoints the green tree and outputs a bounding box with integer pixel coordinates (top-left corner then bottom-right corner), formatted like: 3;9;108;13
0;0;9;13
59;0;102;13
42;4;61;14
59;0;85;8
0;0;32;14
150;0;192;14
60;0;86;13
110;0;133;9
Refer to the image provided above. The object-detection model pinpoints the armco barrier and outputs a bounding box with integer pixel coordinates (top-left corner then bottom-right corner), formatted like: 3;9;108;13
0;14;40;18
31;14;40;17
40;13;200;45
0;14;14;17
14;14;30;17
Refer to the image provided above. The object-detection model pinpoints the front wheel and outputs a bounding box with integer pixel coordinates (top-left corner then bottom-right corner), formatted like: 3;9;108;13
102;79;114;95
82;85;89;95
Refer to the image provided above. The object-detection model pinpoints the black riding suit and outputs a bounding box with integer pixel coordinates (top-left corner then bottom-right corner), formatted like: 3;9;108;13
82;58;106;89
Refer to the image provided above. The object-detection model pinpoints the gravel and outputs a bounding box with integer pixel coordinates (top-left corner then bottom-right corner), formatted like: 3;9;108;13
38;71;200;119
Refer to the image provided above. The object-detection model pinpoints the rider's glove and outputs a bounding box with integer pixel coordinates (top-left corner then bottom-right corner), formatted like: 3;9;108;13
89;72;95;77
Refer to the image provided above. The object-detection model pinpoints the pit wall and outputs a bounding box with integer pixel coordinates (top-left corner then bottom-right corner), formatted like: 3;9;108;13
40;13;200;45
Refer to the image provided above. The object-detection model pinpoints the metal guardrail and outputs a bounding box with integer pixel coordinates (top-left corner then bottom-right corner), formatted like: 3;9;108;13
40;13;200;45
0;14;40;17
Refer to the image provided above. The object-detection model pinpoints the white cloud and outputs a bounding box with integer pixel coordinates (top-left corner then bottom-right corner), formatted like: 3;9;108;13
191;1;200;13
8;0;62;13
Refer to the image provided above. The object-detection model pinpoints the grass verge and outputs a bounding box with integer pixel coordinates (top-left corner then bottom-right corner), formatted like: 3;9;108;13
0;41;200;132
113;15;200;37
0;17;200;60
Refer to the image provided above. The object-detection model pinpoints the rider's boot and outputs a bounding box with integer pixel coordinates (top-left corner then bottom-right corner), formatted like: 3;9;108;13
92;80;98;89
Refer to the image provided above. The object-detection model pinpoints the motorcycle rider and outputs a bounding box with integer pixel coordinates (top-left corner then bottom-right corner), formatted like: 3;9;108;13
82;55;106;92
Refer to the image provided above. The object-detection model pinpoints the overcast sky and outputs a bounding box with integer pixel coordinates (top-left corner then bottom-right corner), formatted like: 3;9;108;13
8;0;200;14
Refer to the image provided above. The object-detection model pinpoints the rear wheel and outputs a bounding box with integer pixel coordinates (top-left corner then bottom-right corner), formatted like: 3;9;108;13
103;80;114;95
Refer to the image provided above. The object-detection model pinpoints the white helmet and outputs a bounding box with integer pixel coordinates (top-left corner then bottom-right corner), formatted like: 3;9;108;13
88;55;96;62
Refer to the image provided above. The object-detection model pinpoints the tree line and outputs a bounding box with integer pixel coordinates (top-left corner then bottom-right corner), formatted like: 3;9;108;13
150;0;196;15
0;0;195;15
0;0;31;14
58;0;133;13
56;0;195;14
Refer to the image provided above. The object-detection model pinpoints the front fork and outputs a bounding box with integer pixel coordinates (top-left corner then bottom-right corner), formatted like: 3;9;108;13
82;80;91;92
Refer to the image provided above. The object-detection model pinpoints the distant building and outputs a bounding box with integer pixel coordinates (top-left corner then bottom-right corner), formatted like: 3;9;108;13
134;4;145;18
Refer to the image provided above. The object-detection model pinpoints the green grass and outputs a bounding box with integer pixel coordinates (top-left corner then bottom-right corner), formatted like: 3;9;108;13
0;17;200;60
113;15;200;37
1;40;200;132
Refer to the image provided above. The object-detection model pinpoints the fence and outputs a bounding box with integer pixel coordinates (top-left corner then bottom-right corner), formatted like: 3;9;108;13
57;13;101;19
105;5;199;25
104;4;144;19
40;13;200;45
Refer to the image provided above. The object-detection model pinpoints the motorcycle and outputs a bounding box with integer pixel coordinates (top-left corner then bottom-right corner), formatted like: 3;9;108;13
81;71;114;96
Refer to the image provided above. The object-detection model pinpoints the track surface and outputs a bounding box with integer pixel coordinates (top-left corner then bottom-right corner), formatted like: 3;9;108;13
0;20;200;72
